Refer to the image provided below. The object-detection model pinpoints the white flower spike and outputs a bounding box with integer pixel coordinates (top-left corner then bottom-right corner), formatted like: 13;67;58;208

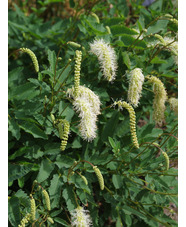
89;39;117;82
127;68;144;107
73;96;97;141
67;85;101;115
71;206;92;227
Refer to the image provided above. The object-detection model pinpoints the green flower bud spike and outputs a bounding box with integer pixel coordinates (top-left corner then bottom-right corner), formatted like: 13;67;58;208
67;41;81;48
93;166;104;190
78;172;88;185
91;12;100;23
47;217;54;224
18;213;31;227
154;34;166;45
57;119;70;151
42;189;51;211
146;75;167;126
114;101;139;149
19;48;39;72
105;26;111;34
50;113;55;124
162;152;169;171
74;50;82;97
169;97;178;115
30;195;36;221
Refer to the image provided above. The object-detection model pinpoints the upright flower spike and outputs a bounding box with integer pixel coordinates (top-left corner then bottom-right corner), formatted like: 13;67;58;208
74;50;82;97
67;85;101;115
18;213;31;227
127;68;144;107
19;48;39;72
89;39;118;82
42;189;51;211
93;166;104;190
30;196;36;221
114;101;139;149
146;75;167;126
162;152;169;171
169;97;178;115
71;206;92;227
73;96;97;141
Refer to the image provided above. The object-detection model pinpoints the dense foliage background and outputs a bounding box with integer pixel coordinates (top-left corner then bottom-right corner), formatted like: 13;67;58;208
8;0;178;226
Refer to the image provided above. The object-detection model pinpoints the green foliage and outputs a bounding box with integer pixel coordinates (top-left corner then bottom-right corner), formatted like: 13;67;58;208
8;1;178;226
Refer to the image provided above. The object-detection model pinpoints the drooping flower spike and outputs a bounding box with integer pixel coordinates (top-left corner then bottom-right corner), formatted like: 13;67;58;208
114;100;139;149
67;85;101;116
127;68;144;107
19;48;39;72
42;189;51;211
73;96;98;141
57;119;70;151
47;217;54;224
146;75;167;126
71;206;92;227
93;166;104;190
169;97;178;115
18;213;31;227
89;39;118;82
162;152;169;171
30;195;36;221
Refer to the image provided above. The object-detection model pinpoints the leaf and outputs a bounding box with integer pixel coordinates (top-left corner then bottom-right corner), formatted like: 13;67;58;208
146;20;169;35
49;174;64;209
8;196;21;227
62;185;76;211
28;78;51;91
54;65;72;91
54;217;69;226
122;205;144;218
18;177;24;188
47;49;56;76
112;175;123;189
104;17;124;26
14;189;30;207
55;155;75;168
83;18;108;36
108;137;116;149
110;25;138;36
8;118;21;140
102;111;119;142
122;51;131;69
72;138;82;149
8;67;24;86
120;35;147;49
150;56;167;64
36;159;55;183
8;163;33;183
19;121;48;139
9;82;39;101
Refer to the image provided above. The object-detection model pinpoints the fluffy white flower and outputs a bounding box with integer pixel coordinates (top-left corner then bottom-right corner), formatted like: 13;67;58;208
67;86;101;115
89;39;117;82
71;206;92;227
127;68;144;107
73;96;97;141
